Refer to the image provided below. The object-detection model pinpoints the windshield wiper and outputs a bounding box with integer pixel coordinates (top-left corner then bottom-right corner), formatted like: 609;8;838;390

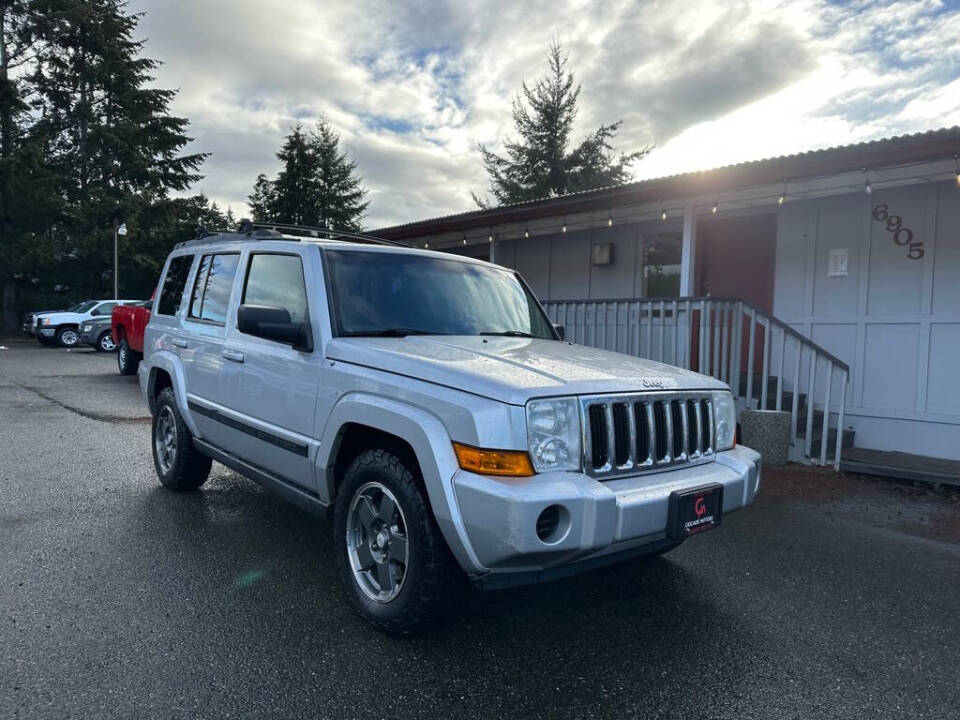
479;330;537;338
342;328;438;337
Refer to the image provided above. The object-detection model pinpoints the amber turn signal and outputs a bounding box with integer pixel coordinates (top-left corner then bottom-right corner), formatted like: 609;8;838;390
453;442;535;477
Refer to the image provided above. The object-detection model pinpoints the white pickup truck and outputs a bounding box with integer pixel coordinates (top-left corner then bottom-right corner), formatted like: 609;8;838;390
36;299;138;347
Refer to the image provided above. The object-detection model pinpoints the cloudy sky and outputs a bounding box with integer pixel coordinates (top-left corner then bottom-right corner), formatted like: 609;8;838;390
129;0;960;229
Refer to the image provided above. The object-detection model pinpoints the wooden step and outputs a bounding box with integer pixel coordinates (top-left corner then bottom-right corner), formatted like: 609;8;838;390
800;427;855;457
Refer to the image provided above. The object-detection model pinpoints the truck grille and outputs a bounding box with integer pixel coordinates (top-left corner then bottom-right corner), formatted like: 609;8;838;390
581;393;715;479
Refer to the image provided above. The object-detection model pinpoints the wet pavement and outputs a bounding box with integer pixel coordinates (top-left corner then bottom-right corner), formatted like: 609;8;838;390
2;341;959;719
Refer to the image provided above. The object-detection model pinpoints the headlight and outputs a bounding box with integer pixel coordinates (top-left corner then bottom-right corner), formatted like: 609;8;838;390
526;397;581;473
82;324;92;331
712;390;736;451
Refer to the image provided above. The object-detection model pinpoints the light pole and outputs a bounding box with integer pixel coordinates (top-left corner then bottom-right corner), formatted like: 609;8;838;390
113;220;127;299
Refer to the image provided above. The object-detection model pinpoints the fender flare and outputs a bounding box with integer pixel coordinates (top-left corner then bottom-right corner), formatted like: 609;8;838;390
317;393;487;575
146;350;199;437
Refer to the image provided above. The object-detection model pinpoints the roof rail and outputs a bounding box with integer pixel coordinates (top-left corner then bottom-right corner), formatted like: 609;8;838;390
250;222;409;247
172;221;409;250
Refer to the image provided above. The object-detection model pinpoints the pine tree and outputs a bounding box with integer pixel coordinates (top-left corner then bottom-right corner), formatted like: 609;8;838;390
29;0;207;297
269;125;318;226
474;42;649;207
248;173;275;222
0;0;59;331
249;120;368;231
309;120;368;231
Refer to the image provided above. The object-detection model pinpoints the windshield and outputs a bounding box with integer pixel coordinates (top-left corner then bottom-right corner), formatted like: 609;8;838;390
72;301;96;313
324;250;556;339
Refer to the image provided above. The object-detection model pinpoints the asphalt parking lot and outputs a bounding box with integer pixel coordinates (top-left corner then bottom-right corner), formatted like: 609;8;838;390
1;341;959;720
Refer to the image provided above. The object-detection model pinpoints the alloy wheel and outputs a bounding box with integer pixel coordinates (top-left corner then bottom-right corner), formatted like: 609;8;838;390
99;333;116;352
345;482;410;603
154;405;178;475
60;329;78;346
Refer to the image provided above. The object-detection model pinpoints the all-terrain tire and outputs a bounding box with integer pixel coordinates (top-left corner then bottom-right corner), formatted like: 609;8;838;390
151;386;212;491
334;449;459;634
117;339;140;375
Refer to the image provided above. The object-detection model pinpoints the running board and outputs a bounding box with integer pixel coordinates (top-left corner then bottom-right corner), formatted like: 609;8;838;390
192;437;329;517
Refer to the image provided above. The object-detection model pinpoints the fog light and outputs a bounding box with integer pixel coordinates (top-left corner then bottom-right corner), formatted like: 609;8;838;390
535;505;569;544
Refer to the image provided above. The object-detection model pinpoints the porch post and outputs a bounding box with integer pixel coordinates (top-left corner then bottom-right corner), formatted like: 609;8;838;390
489;238;497;265
679;203;697;296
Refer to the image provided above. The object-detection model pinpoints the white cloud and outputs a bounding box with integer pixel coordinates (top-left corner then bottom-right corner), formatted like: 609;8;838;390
130;0;960;228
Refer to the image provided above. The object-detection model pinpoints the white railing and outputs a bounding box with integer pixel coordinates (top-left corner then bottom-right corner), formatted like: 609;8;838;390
543;297;850;470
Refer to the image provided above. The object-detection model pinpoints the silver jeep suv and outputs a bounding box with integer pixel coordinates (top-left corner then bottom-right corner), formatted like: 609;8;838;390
140;224;760;632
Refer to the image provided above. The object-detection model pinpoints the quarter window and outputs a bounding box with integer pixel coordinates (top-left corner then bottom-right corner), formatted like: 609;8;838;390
156;255;194;316
242;253;309;324
189;253;240;325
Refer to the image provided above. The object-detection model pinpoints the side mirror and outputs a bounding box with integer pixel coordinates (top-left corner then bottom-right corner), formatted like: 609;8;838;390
554;324;565;341
143;300;153;311
237;304;312;351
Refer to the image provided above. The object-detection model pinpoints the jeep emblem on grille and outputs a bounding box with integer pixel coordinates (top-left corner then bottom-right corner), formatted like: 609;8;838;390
641;378;665;389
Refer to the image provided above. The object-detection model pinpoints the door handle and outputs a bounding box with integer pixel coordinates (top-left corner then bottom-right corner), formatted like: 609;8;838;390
170;338;188;348
222;348;245;363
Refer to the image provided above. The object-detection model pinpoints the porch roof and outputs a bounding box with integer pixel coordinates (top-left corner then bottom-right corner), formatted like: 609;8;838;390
375;126;960;242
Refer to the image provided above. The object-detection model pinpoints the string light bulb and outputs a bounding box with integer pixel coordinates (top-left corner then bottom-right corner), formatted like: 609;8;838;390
524;227;529;238
712;200;718;214
862;168;872;195
660;207;667;222
562;223;567;233
607;210;613;227
424;242;430;249
488;234;494;243
778;192;785;206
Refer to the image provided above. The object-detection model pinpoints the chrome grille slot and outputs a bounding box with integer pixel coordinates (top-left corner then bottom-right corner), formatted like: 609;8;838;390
653;401;668;462
670;400;685;460
611;403;631;467
700;399;713;454
587;404;608;470
581;392;716;479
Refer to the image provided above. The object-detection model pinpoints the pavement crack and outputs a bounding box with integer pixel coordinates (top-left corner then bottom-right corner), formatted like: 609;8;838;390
10;382;151;425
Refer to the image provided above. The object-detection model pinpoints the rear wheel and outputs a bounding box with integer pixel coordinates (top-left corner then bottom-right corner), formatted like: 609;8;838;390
334;449;458;634
117;339;140;375
55;327;79;348
152;387;211;491
96;330;116;352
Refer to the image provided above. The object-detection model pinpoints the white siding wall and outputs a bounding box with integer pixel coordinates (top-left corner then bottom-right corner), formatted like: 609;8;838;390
773;180;960;460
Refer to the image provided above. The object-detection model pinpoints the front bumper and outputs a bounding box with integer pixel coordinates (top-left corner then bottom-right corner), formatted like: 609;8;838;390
38;327;55;338
453;445;760;585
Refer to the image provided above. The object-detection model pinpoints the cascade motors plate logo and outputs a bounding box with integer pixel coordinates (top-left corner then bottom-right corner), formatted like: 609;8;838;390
641;377;665;389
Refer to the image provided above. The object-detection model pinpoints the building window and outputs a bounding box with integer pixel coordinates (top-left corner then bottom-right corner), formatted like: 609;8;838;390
642;233;682;297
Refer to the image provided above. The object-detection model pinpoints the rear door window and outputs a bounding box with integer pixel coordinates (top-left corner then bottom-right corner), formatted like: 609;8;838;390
188;253;240;325
156;255;195;316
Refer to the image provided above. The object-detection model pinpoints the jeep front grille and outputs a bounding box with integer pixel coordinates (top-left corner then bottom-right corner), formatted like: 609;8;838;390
581;393;715;479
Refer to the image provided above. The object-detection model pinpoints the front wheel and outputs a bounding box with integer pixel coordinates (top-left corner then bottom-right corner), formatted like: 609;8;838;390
117;339;140;375
96;330;117;352
334;449;458;634
152;387;211;491
56;327;79;348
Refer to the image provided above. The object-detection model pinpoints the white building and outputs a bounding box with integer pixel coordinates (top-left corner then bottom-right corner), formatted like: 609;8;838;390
376;128;960;483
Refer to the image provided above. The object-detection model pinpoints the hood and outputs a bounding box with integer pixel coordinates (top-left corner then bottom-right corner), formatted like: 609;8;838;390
38;311;82;324
326;336;727;406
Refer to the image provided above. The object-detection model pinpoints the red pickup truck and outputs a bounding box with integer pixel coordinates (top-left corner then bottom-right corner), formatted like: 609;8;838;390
112;298;152;375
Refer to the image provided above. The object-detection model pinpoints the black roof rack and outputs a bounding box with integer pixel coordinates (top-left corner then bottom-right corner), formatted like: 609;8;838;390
251;222;408;246
173;220;410;249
